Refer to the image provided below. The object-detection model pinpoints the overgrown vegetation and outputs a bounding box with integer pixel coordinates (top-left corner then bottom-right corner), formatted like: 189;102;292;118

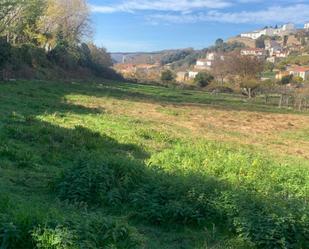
0;80;308;248
0;0;121;80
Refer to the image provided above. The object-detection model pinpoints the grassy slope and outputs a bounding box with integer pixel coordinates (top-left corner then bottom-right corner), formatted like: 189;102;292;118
0;80;308;249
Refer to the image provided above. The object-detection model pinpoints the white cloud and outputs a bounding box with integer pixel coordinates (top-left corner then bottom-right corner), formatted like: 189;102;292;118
147;4;309;24
90;0;231;13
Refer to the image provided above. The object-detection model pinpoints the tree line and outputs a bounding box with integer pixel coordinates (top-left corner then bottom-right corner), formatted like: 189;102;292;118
0;0;120;80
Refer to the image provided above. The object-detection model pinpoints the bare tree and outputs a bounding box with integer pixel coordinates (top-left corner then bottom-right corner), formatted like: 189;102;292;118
38;0;91;48
212;54;230;85
227;52;264;98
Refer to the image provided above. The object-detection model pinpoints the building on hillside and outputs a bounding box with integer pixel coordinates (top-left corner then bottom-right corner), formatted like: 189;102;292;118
289;66;309;81
274;50;289;58
195;53;216;70
265;39;281;50
265;40;282;55
281;23;296;32
188;71;199;79
206;52;215;60
241;28;275;40
240;23;296;40
176;71;189;82
195;59;212;70
267;57;277;63
241;48;267;58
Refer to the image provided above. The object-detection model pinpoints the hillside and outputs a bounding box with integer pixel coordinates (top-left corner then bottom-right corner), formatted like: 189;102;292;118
0;80;308;249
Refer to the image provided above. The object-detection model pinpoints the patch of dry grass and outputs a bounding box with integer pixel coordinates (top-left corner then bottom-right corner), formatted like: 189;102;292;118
66;93;309;161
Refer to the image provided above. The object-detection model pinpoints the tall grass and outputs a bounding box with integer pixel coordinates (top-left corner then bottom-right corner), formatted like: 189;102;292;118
0;80;308;248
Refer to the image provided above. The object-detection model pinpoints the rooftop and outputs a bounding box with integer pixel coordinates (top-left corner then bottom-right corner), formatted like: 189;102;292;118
290;66;309;72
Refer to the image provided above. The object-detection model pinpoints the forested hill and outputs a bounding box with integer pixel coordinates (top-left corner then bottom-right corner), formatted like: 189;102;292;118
0;0;121;80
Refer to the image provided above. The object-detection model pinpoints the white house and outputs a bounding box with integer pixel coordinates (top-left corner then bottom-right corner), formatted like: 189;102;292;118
274;50;288;58
188;71;199;79
282;23;296;31
305;23;309;30
206;52;215;61
241;48;267;57
195;53;215;70
241;28;275;40
240;23;296;40
289;66;309;81
273;23;297;36
195;59;212;69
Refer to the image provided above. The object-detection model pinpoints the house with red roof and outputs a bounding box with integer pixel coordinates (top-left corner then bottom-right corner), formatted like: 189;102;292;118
289;66;309;81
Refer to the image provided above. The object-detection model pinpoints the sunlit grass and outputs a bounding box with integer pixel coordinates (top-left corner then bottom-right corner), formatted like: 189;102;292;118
0;80;308;248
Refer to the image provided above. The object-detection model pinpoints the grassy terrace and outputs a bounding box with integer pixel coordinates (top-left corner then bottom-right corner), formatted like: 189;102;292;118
0;80;308;249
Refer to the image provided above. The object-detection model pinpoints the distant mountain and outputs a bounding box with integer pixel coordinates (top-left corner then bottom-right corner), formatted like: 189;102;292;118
111;49;194;64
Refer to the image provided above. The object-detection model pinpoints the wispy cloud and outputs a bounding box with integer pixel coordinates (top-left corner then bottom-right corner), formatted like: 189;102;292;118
90;1;309;26
90;0;231;13
148;4;309;24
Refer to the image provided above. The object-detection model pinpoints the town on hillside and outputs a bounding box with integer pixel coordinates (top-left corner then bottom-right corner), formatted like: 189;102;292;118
113;22;309;94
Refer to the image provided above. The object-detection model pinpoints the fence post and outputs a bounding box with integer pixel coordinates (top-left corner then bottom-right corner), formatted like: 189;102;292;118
278;94;283;108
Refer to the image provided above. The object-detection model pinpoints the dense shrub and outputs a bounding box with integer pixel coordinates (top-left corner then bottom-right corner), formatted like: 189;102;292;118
160;49;194;65
194;72;214;87
55;139;309;248
0;222;20;249
0;216;142;249
161;70;175;83
48;44;79;70
75;215;143;249
0;195;142;249
281;75;293;85
150;141;309;249
57;157;145;206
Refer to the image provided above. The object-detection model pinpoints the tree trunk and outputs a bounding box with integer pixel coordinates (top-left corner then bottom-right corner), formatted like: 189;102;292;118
248;88;252;99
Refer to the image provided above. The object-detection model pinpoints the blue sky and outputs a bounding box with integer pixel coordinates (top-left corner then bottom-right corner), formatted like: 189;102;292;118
89;0;309;52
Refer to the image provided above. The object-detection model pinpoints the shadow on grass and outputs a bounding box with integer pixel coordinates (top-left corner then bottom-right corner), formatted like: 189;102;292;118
0;80;308;249
84;81;304;114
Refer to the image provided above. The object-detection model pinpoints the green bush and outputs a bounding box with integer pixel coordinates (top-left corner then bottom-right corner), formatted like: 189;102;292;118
281;75;293;85
55;139;309;248
149;141;309;249
75;215;143;249
161;70;175;83
0;222;20;249
57;156;145;206
194;72;214;87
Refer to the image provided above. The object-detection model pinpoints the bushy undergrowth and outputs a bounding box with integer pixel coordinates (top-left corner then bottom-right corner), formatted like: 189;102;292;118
56;141;309;249
57;156;146;206
0;203;142;249
150;142;309;249
1;81;309;248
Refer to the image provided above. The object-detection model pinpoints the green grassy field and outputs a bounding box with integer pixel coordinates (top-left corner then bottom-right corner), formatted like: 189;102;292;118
0;80;309;249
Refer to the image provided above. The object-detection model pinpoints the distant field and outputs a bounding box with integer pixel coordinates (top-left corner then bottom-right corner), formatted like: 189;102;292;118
0;80;308;249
